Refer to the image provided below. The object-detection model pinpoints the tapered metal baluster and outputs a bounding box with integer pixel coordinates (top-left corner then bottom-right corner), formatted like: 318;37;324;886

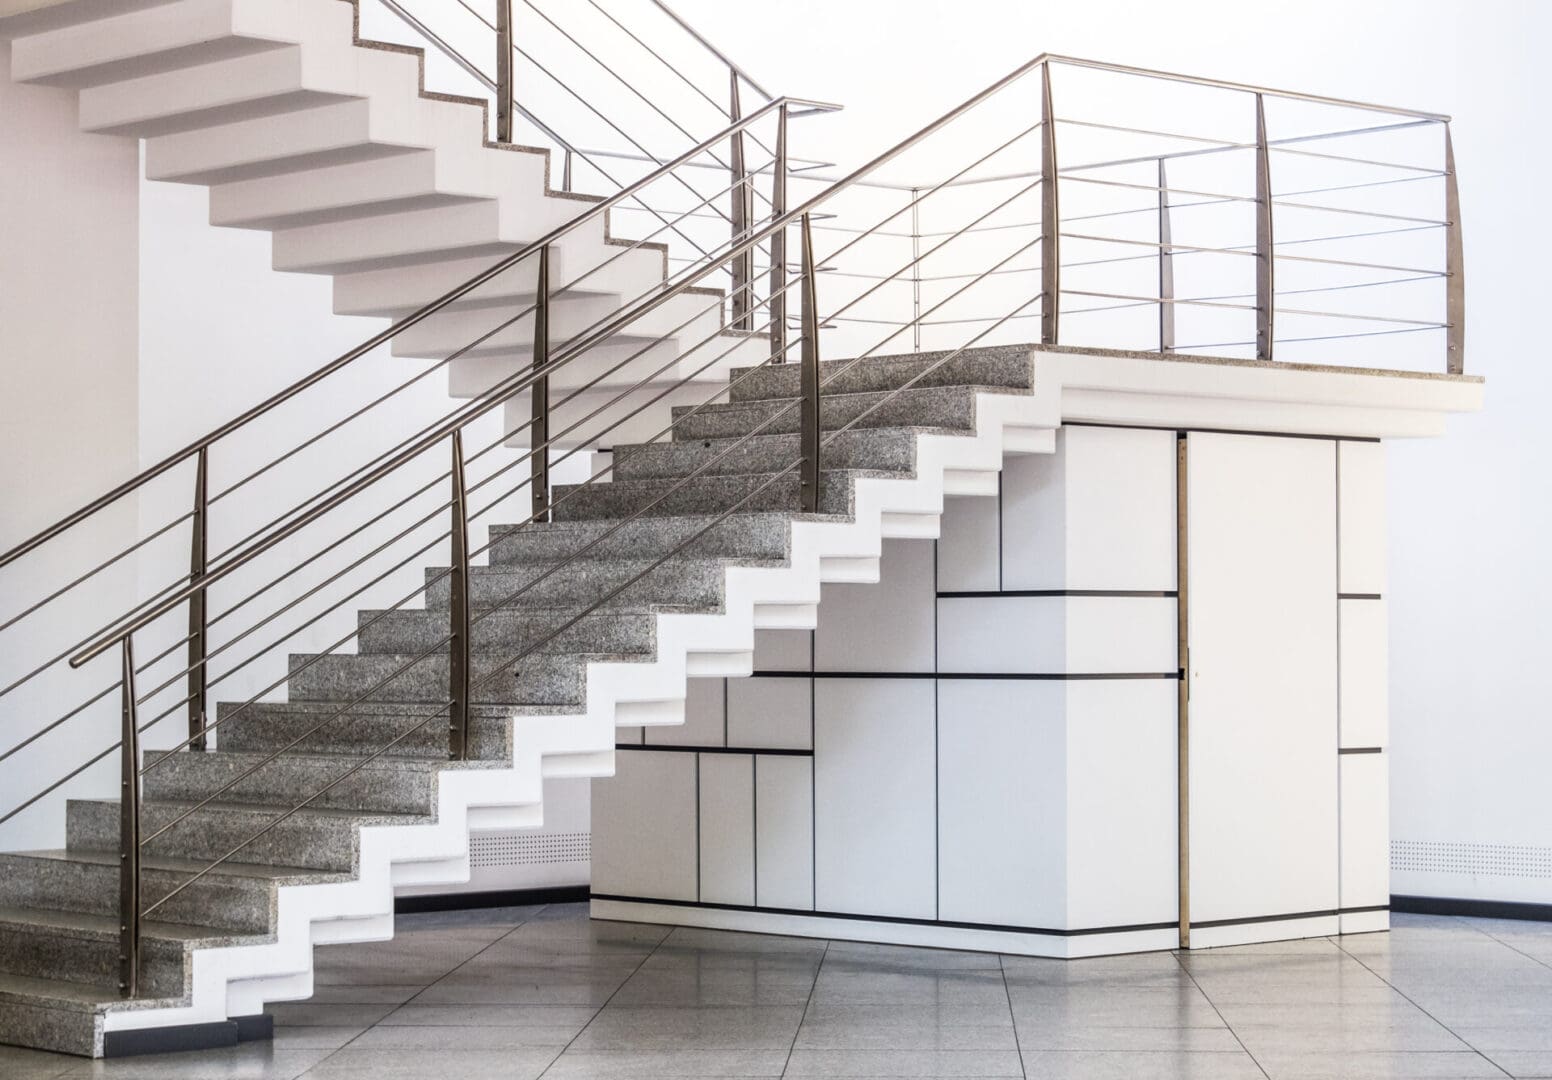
1039;61;1060;346
1158;157;1175;354
911;188;922;353
532;245;552;523
448;432;471;761
1254;93;1274;361
562;148;574;193
495;0;515;143
118;636;142;998
729;73;753;331
1443;124;1464;374
769;103;789;362
798;214;821;514
187;447;208;751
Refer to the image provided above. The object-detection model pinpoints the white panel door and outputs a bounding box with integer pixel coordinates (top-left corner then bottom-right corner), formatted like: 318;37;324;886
1187;432;1339;926
814;678;937;919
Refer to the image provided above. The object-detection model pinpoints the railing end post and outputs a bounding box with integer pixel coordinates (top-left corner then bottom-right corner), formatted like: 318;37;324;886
118;636;142;999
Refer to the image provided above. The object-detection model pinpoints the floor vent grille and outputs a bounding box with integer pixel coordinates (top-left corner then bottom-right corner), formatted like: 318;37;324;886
469;831;591;869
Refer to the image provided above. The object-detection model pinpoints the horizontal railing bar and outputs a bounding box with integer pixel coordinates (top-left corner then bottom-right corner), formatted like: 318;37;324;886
1275;251;1446;276
1064;287;1254;313
1055;115;1246;148
1043;54;1449;121
1059;172;1254;204
1276;173;1444;200
1065;286;1449;328
1061;232;1256;257
1269;143;1447;175
1271;197;1449;226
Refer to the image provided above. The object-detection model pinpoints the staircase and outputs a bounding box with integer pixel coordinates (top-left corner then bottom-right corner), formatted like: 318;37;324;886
0;0;1469;1058
0;344;1049;1056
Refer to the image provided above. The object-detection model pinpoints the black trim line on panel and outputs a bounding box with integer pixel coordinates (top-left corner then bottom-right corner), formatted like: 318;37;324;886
395;885;590;914
1339;593;1383;600
1391;894;1552;923
747;670;1180;681
1189;905;1387;930
1339;747;1384;755
937;589;1179;599
1066;421;1382;444
616;743;813;756
589;892;1179;938
103;1014;272;1059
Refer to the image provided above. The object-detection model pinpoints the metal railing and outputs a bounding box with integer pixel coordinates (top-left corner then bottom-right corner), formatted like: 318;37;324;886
367;0;801;318
0;54;1462;1000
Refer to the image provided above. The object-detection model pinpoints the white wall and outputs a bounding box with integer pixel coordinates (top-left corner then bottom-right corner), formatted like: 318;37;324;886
0;41;140;849
669;0;1552;906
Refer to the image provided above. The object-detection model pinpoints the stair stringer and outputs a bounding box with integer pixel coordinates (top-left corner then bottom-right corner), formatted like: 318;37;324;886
94;385;1060;1042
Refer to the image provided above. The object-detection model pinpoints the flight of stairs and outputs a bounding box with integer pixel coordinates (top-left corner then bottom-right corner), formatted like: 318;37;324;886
0;344;1056;1056
0;0;770;444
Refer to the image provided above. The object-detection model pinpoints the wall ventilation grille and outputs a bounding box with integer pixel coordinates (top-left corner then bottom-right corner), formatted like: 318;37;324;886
1391;840;1552;879
470;831;591;869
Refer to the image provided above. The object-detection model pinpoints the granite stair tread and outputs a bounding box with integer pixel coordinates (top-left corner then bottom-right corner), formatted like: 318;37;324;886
727;343;1036;402
0;971;129;1014
0;904;264;950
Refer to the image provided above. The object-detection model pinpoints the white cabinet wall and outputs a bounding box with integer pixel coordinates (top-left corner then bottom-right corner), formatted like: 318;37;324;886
592;426;1392;955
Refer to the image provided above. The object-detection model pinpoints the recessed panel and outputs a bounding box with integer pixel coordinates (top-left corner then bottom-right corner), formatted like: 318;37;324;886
816;540;936;673
756;755;815;911
1339;599;1388;749
591;750;698;902
699;753;755;906
814;678;937;919
937;493;1001;592
937;679;1065;928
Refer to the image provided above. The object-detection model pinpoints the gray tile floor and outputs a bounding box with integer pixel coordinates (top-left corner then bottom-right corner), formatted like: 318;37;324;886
4;906;1552;1079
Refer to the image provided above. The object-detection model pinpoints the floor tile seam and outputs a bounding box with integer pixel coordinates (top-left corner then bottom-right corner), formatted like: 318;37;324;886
1331;936;1515;1079
397;902;558;1010
996;953;1030;1080
779;939;830;1079
305;903;559;1072
1170;949;1273;1080
533;922;672;1079
1473;928;1552;977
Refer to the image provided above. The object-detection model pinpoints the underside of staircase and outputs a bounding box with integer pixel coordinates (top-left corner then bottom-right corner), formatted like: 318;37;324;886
0;342;1052;1056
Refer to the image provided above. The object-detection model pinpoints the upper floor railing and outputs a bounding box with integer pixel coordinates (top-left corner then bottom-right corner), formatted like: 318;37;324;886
0;52;1462;998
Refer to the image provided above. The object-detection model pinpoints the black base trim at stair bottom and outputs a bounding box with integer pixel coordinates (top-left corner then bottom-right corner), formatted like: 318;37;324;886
1392;894;1552;923
103;1013;271;1059
1189;905;1388;930
395;884;591;914
588;893;1177;938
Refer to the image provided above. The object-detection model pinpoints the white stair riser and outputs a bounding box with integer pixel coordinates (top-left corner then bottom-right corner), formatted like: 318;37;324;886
331;240;663;320
393;295;736;363
271;197;592;275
